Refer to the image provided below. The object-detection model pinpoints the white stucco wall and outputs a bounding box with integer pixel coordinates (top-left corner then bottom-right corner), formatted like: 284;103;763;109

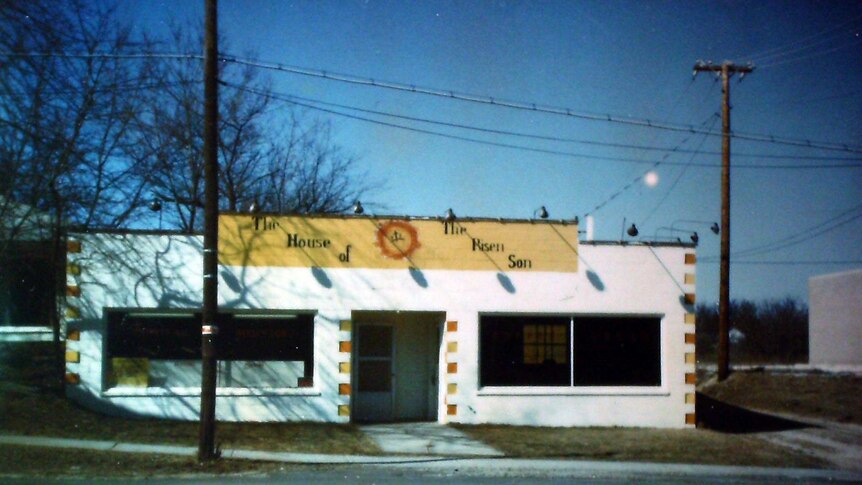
809;269;862;366
65;230;697;428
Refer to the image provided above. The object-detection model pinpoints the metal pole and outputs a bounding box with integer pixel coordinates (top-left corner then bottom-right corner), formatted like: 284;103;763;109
717;63;731;382
198;0;219;462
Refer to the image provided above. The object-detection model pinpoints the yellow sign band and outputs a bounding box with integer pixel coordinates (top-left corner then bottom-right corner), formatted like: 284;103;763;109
219;215;579;272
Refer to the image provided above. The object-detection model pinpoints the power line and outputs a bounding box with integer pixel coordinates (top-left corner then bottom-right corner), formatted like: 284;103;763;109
583;114;718;218
758;39;862;69
219;54;862;154
239;86;862;163
701;202;862;262
640;115;721;224
4;50;862;153
224;81;862;170
700;260;862;265
735;13;862;60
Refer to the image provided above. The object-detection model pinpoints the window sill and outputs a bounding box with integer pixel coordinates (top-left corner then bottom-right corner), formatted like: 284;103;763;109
0;326;52;333
101;387;322;398
477;386;669;396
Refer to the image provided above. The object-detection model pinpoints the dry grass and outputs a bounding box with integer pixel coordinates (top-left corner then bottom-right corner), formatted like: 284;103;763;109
698;369;862;424
0;445;316;478
456;425;826;468
0;343;379;455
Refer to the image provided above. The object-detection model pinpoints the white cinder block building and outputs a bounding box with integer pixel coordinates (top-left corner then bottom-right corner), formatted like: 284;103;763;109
64;214;698;428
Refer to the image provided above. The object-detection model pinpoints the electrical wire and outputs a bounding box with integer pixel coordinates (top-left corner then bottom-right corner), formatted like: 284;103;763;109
700;260;862;265
639;115;721;224
582;113;719;218
701;202;862;261
758;39;862;69
223;81;862;170
735;13;862;60
218;53;862;154
234;86;862;163
4;50;862;153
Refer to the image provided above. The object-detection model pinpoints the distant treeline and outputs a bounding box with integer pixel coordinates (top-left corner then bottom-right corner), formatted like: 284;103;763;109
696;298;808;364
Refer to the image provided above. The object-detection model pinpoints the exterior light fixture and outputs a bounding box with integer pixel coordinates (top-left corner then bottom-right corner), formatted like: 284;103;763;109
691;232;699;244
710;222;720;235
248;200;260;213
533;206;549;219
352;201;364;214
444;208;456;222
627;223;639;237
149;198;163;230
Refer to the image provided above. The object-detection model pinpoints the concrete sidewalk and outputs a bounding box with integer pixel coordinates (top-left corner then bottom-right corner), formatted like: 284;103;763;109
0;434;449;464
2;433;862;483
360;422;504;456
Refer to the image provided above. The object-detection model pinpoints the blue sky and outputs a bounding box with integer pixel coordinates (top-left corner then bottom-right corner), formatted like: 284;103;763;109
115;0;862;305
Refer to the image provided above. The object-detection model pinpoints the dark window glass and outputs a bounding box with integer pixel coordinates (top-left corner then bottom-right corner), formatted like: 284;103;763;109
480;315;662;388
480;315;570;386
1;251;54;326
106;311;314;377
573;317;661;386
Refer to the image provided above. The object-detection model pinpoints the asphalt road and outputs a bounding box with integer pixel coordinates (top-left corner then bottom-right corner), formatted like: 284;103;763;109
3;461;861;485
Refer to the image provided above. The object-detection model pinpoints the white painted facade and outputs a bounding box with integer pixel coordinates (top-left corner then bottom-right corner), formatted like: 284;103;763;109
65;226;697;428
809;269;862;366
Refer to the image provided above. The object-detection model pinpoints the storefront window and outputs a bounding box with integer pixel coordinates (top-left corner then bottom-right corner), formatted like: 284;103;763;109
105;311;314;389
480;316;570;386
480;315;661;387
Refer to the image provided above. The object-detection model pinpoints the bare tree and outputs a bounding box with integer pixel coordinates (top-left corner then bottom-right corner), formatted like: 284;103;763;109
1;0;160;386
130;26;371;232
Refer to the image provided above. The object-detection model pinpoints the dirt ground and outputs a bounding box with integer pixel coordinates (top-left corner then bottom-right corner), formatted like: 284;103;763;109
457;425;825;468
698;369;862;424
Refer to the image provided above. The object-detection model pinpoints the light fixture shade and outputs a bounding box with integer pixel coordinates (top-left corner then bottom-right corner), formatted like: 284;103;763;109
691;232;699;244
539;206;549;219
148;200;162;212
627;223;639;237
444;208;456;222
710;222;720;235
248;200;260;213
352;201;364;214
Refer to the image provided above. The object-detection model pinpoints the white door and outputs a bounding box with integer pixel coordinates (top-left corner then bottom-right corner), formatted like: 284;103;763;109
354;324;393;422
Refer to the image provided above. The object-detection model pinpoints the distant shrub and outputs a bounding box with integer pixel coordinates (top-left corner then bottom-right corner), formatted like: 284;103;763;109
696;298;808;364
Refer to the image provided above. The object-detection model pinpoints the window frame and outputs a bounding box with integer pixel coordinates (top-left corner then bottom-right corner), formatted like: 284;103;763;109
478;313;667;395
101;308;318;394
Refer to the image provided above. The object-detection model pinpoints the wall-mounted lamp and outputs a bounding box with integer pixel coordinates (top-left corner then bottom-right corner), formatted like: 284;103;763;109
671;219;719;235
248;200;261;213
149;198;163;230
627;223;639;237
444;208;456;222
533;206;549;219
352;201;364;214
653;226;703;245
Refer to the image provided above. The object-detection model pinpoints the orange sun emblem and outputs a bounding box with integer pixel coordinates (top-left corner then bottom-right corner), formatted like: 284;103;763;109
376;220;421;260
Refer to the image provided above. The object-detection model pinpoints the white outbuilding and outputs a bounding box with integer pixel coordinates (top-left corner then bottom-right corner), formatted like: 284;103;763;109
809;268;862;367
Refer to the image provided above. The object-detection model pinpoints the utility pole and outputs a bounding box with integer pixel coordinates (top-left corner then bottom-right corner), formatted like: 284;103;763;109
693;60;753;382
199;0;219;462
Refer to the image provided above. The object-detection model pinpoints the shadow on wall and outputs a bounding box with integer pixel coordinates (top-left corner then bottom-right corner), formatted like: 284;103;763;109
69;313;347;422
496;272;516;294
586;270;605;292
